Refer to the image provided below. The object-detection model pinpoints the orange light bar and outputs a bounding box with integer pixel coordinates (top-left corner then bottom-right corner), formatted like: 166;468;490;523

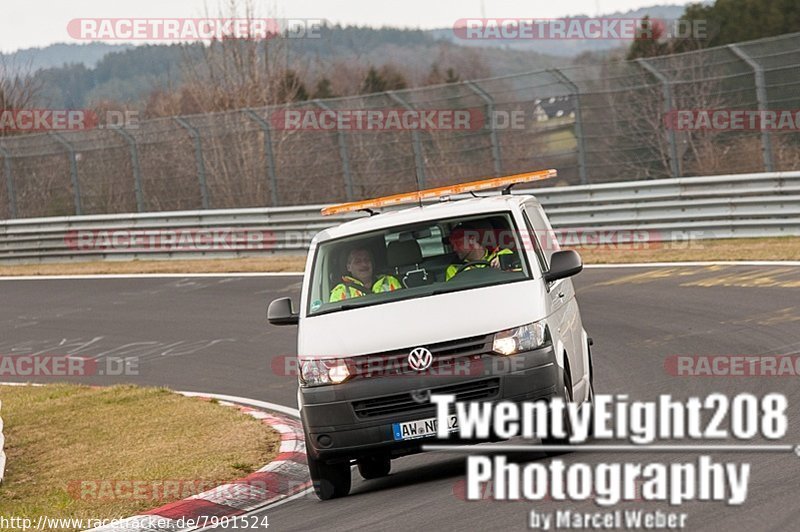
321;169;557;216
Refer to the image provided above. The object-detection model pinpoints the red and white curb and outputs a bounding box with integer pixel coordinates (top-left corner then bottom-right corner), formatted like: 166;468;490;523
88;396;311;532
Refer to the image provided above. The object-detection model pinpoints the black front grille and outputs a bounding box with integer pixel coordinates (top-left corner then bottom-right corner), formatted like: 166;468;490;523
346;334;492;380
352;378;500;418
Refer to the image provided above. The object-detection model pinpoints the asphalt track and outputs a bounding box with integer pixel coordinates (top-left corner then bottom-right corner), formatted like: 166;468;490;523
2;264;800;531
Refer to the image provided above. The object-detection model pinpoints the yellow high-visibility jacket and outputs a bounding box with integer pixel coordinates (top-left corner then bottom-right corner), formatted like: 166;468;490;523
445;248;514;281
329;274;403;302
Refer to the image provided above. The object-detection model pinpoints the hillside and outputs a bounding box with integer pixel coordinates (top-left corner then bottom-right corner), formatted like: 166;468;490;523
4;26;562;109
0;3;703;110
427;4;692;57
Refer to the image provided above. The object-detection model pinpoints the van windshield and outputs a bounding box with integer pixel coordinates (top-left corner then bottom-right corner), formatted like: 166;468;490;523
307;211;532;316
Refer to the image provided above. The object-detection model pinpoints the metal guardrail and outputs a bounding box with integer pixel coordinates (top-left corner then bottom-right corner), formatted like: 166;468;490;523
0;171;798;265
2;33;800;220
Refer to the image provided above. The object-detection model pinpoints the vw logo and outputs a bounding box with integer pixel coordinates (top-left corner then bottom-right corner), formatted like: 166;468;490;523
408;347;433;371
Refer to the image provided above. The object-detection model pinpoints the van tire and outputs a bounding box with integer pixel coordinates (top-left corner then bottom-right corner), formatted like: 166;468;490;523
357;456;391;479
307;450;351;500
543;350;595;456
542;365;574;456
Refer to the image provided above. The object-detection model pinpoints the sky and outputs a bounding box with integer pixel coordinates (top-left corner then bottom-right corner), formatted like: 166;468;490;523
0;0;698;53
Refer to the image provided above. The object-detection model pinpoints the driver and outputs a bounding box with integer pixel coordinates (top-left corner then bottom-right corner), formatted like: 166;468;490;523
445;223;515;281
330;247;402;301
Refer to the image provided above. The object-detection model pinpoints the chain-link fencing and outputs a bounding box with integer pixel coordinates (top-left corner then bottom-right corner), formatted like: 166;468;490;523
0;32;798;219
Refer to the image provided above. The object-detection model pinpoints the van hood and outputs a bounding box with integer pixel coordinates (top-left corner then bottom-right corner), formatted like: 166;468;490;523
298;280;548;358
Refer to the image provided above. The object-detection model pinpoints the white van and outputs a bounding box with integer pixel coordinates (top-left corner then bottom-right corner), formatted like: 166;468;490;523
268;172;594;500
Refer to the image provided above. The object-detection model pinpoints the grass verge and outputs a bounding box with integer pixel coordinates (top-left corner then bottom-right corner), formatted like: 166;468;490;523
0;384;280;531
575;236;800;263
0;238;798;277
0;256;307;276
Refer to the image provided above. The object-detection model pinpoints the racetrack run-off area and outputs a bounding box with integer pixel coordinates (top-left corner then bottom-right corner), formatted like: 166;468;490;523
0;264;799;530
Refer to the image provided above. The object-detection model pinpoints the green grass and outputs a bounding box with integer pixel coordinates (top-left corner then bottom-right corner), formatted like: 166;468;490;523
0;384;279;531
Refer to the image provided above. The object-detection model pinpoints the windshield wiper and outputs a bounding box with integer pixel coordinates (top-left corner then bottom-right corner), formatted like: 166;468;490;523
337;300;380;311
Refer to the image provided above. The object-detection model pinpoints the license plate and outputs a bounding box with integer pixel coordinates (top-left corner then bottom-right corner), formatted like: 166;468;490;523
392;415;459;441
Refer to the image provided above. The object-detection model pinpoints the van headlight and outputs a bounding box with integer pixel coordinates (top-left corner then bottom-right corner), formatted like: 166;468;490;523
300;358;351;387
492;320;550;355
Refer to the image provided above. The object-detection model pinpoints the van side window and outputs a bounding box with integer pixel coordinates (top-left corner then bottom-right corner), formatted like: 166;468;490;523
522;210;548;273
523;203;560;264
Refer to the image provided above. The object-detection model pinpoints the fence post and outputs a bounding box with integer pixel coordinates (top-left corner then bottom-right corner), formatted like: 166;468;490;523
387;91;427;188
0;144;16;218
315;100;354;201
49;132;83;215
549;69;588;185
110;126;145;213
636;58;681;178
728;44;775;172
173;117;209;209
244;109;279;206
465;80;503;178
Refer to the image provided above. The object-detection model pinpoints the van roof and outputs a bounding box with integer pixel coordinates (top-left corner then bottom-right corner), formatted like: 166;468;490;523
315;194;540;242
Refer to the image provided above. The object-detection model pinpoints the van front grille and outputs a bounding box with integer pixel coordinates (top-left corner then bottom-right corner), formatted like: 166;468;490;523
352;378;500;418
346;334;492;380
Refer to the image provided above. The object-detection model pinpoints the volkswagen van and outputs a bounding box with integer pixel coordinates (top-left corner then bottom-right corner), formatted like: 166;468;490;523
268;170;594;499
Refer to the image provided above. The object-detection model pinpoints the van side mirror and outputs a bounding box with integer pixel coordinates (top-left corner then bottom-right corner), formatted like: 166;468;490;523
544;250;583;283
268;297;299;326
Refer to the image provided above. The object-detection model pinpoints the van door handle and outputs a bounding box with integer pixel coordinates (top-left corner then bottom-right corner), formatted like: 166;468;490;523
558;291;565;299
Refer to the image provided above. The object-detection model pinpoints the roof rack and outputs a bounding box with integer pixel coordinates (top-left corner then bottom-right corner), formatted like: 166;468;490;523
320;169;557;216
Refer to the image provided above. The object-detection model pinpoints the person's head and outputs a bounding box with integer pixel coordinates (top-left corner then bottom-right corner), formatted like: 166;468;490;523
449;224;487;261
345;247;374;284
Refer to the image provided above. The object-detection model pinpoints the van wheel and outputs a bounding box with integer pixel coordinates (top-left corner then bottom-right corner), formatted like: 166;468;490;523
358;456;391;479
542;371;574;456
581;345;595;429
586;347;595;405
307;449;351;500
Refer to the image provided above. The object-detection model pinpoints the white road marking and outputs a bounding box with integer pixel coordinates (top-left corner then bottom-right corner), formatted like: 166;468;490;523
0;272;303;281
176;391;300;417
176;391;310;531
192;488;314;532
585;261;800;268
1;261;799;281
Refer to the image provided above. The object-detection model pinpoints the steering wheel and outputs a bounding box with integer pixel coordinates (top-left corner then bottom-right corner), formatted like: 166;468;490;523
454;260;492;276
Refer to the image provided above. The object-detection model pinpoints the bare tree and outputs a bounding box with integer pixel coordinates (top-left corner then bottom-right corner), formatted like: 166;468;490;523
0;57;43;137
175;0;306;112
588;51;745;180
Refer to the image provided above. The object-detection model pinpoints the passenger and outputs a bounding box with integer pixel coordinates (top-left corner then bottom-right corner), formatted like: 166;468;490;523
330;247;403;301
445;223;515;281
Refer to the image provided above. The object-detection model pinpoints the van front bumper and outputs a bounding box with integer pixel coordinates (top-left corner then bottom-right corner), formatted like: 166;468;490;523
299;345;560;462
